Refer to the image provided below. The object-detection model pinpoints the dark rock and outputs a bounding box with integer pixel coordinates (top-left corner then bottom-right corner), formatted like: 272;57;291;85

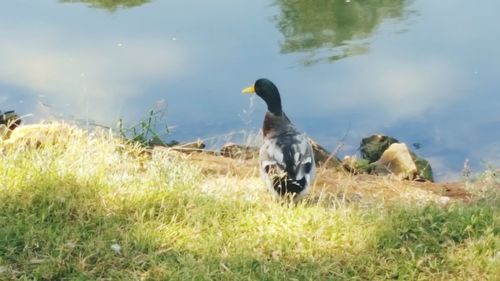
347;134;434;182
308;138;341;168
0;110;21;130
148;136;167;147
1;110;22;140
166;140;180;146
220;143;259;160
360;134;399;163
342;156;372;174
412;154;434;182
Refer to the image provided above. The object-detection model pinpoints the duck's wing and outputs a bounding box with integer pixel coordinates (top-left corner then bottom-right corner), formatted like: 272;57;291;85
260;133;315;196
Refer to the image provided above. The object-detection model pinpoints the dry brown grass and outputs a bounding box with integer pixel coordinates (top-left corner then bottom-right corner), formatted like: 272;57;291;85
160;148;472;207
2;123;474;207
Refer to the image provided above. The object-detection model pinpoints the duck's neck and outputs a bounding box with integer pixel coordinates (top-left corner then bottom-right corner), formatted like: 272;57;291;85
260;91;282;115
267;103;282;115
262;111;292;137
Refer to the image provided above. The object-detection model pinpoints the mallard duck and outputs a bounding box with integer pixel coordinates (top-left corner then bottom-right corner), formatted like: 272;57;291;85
242;78;315;199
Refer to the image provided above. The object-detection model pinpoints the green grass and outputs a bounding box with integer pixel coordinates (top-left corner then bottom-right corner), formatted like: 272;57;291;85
0;124;499;280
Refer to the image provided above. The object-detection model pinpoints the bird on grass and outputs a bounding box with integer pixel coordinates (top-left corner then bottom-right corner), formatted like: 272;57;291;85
242;78;315;200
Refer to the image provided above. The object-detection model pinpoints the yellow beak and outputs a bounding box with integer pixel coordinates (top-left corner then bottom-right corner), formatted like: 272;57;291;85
241;84;255;94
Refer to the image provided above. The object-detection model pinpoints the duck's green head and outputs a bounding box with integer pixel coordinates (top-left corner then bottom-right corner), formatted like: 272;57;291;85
242;78;282;114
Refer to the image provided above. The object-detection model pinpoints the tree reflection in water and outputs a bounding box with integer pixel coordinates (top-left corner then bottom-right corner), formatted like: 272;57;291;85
273;0;410;65
60;0;150;11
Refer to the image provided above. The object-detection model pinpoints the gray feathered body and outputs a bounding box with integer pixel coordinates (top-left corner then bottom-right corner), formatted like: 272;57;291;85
260;111;315;199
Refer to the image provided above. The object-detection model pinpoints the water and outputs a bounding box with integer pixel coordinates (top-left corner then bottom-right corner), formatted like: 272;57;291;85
1;0;499;181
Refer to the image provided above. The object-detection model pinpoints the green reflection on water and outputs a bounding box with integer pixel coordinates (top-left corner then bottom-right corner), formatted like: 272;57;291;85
59;0;150;11
274;0;410;65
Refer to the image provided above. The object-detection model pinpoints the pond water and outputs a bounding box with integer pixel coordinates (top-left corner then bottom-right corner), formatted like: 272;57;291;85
1;0;499;181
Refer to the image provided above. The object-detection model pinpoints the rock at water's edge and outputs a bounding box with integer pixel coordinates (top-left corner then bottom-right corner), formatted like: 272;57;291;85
372;143;418;180
360;134;399;163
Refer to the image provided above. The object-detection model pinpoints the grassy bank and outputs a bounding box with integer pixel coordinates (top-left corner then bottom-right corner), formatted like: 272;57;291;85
0;123;499;280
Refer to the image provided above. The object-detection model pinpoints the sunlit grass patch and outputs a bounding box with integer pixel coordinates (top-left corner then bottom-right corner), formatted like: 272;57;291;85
0;123;498;280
